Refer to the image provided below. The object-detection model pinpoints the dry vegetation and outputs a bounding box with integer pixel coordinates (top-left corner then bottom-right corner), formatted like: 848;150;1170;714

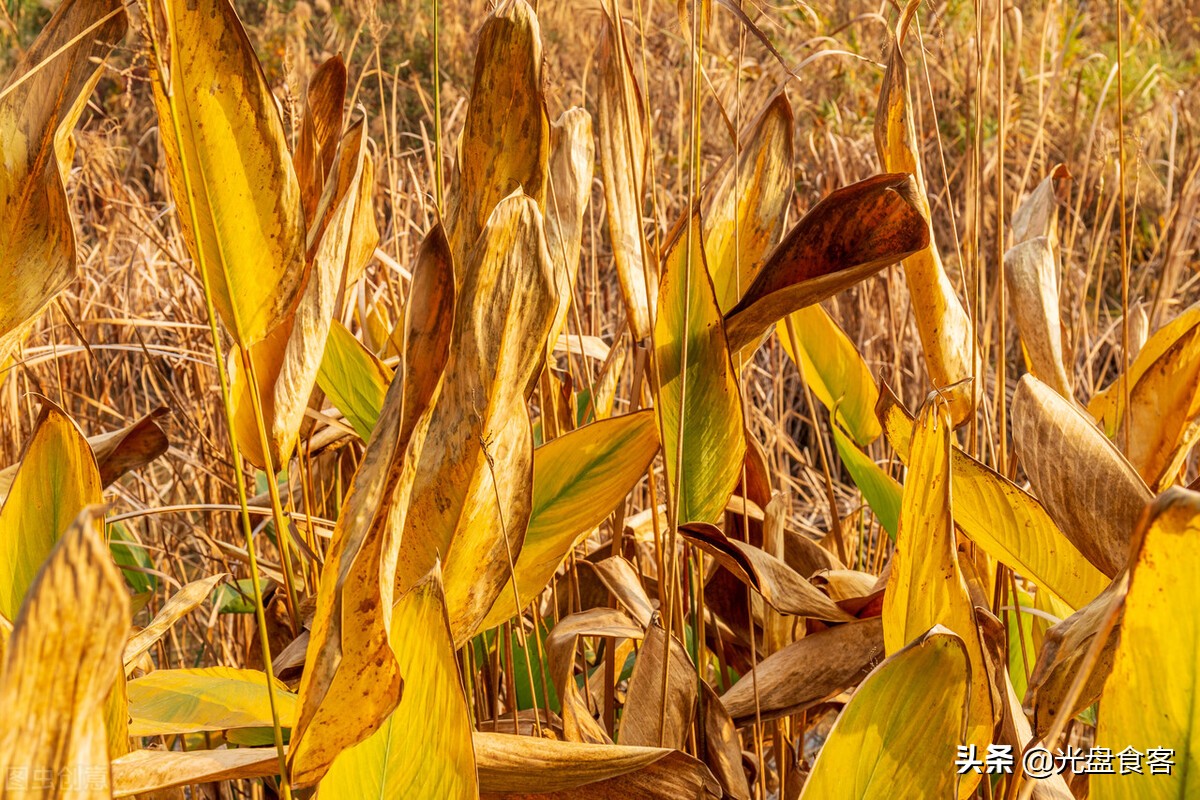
0;0;1198;797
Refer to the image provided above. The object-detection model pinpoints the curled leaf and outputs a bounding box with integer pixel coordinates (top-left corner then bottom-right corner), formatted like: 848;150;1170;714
874;0;977;423
724;173;929;353
0;0;127;360
1012;374;1153;577
597;4;654;341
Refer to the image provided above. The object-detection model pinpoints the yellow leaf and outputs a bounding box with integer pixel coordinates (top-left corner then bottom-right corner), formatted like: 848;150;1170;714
0;508;129;799
123;574;228;669
800;627;969;799
1094;488;1200;799
289;224;454;786
398;193;557;645
0;402;102;620
0;0;126;361
478;410;659;632
874;0;977;424
779;305;881;445
656;211;746;524
882;399;994;792
228;120;374;467
112;747;283;798
127;667;297;736
1088;302;1200;490
1004;237;1072;397
319;569;477;799
704;93;793;313
448;0;549;262
598;4;655;341
147;0;306;347
879;384;1108;610
723;173;929;354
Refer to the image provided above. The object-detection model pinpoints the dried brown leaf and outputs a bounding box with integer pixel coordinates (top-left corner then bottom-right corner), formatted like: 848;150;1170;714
721;617;883;725
723;173;929;353
1012;375;1153;577
681;523;852;622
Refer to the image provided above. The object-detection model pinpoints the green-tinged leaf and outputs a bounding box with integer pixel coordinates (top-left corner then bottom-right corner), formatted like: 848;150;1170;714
318;319;394;440
780;305;881;445
0;402;102;621
478;410;659;632
831;424;900;539
108;521;157;594
800;627;969;799
656;211;745;525
1093;488;1200;799
212;577;263;614
319;569;477;799
127;667;297;736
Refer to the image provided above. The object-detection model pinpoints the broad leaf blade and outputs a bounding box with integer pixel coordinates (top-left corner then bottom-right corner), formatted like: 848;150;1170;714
0;402;103;620
148;0;306;347
478;410;659;632
656;211;745;525
800;627;969;799
319;569;477;799
0;508;129;798
127;667;297;736
0;0;126;360
1093;488;1200;799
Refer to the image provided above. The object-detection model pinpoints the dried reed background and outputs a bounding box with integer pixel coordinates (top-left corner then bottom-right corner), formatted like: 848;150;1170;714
0;0;1198;796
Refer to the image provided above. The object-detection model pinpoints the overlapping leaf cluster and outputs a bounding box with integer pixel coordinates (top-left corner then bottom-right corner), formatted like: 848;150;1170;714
0;0;1197;799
